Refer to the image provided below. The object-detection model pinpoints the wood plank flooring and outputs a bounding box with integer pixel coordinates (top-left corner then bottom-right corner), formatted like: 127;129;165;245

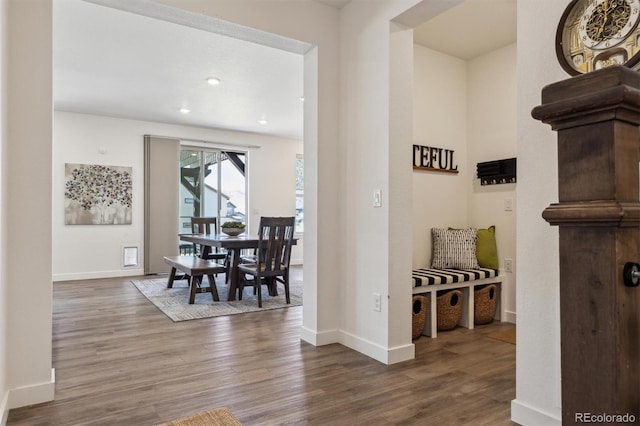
7;267;515;425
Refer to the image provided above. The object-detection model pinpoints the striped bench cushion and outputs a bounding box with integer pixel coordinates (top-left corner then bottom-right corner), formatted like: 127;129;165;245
412;268;498;287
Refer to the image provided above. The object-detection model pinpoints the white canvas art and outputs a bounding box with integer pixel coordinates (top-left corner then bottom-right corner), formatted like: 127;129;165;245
64;163;132;225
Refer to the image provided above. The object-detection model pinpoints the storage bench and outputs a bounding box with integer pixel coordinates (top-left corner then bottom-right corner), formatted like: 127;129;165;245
412;267;504;338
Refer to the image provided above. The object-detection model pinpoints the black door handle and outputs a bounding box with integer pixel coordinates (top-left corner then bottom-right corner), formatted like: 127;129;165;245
623;262;640;287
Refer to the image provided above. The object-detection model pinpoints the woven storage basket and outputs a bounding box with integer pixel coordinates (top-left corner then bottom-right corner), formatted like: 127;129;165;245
412;295;427;340
474;284;498;325
437;289;463;331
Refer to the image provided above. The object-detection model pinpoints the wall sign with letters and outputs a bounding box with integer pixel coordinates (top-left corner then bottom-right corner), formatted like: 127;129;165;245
412;144;459;174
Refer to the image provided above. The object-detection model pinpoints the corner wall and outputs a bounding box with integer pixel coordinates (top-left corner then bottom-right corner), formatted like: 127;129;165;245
0;0;7;421
338;0;419;363
412;45;468;268
512;0;565;424
467;43;517;323
5;0;54;412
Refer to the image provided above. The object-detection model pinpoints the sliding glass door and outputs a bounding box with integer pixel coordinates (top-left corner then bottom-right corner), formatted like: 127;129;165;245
179;147;247;236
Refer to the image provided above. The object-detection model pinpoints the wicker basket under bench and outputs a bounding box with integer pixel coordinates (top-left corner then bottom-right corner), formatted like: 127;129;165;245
412;268;504;338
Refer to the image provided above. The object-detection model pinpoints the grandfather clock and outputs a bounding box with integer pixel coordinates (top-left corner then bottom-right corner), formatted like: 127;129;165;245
532;66;640;423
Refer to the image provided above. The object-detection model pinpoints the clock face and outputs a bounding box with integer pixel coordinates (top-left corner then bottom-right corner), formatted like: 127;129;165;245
557;0;640;75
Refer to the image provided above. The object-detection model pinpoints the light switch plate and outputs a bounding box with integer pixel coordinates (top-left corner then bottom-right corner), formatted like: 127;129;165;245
373;189;382;207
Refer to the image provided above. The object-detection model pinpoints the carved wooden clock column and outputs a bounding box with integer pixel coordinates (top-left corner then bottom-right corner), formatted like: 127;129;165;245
532;66;640;423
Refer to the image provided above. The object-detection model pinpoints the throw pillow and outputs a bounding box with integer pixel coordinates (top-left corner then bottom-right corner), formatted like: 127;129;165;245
431;228;479;269
477;225;499;270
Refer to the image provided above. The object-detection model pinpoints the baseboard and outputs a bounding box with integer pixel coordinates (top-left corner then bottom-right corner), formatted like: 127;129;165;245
503;310;516;324
511;399;561;426
339;330;414;365
1;390;9;426
387;342;415;364
53;268;145;282
299;326;339;346
7;369;55;411
300;326;415;364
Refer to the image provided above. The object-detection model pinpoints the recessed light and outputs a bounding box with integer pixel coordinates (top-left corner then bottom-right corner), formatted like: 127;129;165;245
180;108;191;114
257;119;268;125
206;77;221;86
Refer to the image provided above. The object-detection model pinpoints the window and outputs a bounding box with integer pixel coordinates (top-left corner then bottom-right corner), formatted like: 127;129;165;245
295;155;304;233
179;148;247;233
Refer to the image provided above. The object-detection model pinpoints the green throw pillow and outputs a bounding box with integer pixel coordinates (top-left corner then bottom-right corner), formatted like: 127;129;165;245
476;226;499;270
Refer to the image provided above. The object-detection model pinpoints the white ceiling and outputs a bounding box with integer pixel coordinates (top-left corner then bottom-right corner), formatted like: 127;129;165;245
413;0;517;60
54;0;305;140
53;0;516;142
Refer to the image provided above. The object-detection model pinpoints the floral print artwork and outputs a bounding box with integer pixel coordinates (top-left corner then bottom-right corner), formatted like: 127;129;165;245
64;163;132;225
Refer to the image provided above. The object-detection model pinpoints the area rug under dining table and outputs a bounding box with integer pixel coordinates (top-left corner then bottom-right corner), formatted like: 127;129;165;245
131;275;302;322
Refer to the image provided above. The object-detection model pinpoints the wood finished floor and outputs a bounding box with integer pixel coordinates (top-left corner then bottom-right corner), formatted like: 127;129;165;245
8;268;516;425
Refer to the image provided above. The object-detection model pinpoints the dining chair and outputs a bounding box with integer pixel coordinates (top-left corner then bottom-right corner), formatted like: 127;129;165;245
190;216;229;272
237;216;295;307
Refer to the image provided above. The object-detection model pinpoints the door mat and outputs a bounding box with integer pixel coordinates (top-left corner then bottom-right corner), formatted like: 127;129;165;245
159;407;242;426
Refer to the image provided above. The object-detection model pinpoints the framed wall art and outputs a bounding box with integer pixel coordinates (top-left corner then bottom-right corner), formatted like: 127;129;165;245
64;163;132;225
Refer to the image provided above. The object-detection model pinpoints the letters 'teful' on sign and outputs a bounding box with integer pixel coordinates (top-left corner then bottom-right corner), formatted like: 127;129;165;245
412;144;458;174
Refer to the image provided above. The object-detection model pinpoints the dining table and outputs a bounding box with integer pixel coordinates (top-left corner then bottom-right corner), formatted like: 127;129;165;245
178;233;297;301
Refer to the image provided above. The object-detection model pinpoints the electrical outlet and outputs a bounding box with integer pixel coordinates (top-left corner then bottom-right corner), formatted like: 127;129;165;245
373;293;381;311
504;197;513;211
505;258;513;273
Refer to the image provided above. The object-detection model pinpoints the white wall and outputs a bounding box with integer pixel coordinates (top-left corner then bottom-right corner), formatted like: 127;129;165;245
0;0;7;421
389;19;417;359
53;111;303;281
338;0;420;363
512;0;565;424
412;45;468;269
4;0;55;415
467;43;517;323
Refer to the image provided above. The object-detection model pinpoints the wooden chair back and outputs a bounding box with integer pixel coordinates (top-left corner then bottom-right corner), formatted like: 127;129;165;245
256;217;295;274
190;217;218;259
191;216;217;234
